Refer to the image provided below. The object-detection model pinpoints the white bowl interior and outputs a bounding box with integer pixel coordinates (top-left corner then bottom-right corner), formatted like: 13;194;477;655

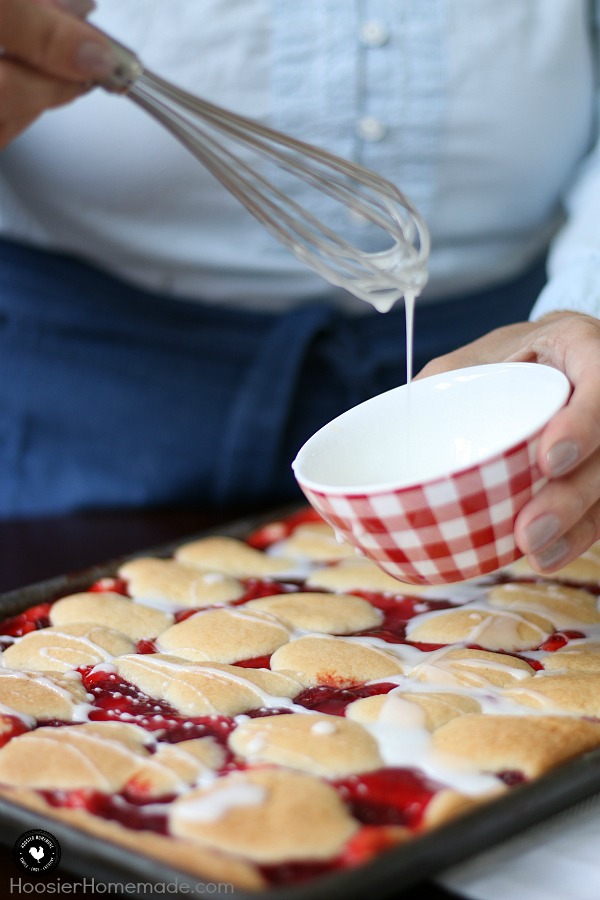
293;363;571;493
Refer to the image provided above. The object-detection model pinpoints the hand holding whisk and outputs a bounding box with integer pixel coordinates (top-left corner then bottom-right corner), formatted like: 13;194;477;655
97;31;430;311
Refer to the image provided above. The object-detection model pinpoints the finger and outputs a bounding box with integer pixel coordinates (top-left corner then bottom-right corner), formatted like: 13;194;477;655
0;0;117;81
33;0;96;19
414;322;536;381
519;495;600;574
534;323;600;480
515;445;600;568
0;57;87;147
415;346;481;380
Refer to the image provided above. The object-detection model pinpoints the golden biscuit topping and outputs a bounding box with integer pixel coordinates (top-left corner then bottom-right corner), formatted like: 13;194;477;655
119;557;244;607
50;592;172;640
245;590;383;634
0;721;152;790
270;635;405;687
406;606;554;650
307;557;432;595
504;671;600;716
432;714;600;778
488;582;600;628
347;691;481;731
170;769;358;863
0;669;89;721
2;623;135;672
156;607;290;663
1;513;600;890
175;536;294;577
277;521;356;561
229;712;382;777
114;654;302;716
542;642;600;673
125;737;225;799
409;647;535;689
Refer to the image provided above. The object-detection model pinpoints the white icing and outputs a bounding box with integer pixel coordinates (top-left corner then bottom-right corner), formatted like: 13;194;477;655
310;719;337;735
4;527;600;830
245;736;267;754
90;662;118;674
131;594;185;613
198;572;229;585
188;667;307;713
175;781;267;822
0;701;35;727
208;606;291;633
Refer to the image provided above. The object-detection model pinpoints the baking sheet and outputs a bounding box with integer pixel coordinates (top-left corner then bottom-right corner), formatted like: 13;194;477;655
1;507;600;899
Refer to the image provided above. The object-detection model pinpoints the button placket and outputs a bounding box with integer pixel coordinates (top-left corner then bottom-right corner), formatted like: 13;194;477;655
358;20;390;48
355;3;391;153
355;115;388;142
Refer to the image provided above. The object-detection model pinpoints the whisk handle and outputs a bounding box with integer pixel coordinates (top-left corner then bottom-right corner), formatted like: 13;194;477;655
94;29;144;94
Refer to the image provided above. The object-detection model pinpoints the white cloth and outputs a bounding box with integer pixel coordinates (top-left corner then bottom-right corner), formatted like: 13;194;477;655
0;0;599;315
438;793;600;900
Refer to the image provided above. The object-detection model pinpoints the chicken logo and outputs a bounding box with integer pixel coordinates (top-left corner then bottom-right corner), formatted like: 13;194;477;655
13;829;61;873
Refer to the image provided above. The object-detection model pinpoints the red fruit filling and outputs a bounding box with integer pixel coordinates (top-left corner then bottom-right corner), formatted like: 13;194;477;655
135;639;159;654
80;666;238;745
245;707;297;719
0;510;595;891
0;714;30;746
464;644;545;671
246;508;323;550
234;655;272;669
496;770;526;787
82;668;179;720
294;682;398;716
259;859;337;887
352;595;455;646
539;630;585;652
88;576;130;596
232;579;301;605
333;767;441;829
41;788;170;834
0;602;52;637
339;824;407;868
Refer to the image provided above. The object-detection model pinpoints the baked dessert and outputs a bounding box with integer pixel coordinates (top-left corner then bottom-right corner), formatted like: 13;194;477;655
1;507;600;890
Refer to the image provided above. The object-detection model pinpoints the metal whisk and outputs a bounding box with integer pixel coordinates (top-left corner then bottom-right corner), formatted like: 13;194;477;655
99;31;430;310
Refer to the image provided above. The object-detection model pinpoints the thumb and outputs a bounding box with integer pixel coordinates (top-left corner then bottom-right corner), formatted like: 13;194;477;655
0;0;117;81
33;0;96;19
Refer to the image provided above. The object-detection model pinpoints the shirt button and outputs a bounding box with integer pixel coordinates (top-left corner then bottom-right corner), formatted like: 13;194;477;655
356;116;387;142
358;20;390;47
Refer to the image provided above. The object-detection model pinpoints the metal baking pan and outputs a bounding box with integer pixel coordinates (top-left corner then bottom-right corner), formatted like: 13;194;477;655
1;508;600;899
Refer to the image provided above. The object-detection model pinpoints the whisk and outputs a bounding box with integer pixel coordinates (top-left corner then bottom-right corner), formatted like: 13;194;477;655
98;31;430;311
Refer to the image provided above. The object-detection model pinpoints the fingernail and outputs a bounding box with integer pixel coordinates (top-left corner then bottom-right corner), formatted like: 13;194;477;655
57;0;96;16
534;537;570;571
547;440;580;477
75;40;118;78
524;513;562;553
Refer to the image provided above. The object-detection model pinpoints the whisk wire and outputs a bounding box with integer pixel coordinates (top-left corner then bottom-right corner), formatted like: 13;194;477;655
131;83;418;291
143;74;423;244
100;35;430;308
130;80;376;283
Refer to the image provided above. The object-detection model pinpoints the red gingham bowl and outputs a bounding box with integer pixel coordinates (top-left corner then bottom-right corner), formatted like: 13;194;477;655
293;363;571;585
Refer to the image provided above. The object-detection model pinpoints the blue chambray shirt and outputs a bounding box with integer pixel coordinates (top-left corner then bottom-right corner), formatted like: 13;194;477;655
0;0;599;317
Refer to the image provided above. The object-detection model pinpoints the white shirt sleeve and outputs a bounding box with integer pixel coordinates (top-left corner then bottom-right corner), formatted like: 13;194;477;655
530;3;600;321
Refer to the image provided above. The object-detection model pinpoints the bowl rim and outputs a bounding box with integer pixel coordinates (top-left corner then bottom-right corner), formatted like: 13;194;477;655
292;362;572;496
